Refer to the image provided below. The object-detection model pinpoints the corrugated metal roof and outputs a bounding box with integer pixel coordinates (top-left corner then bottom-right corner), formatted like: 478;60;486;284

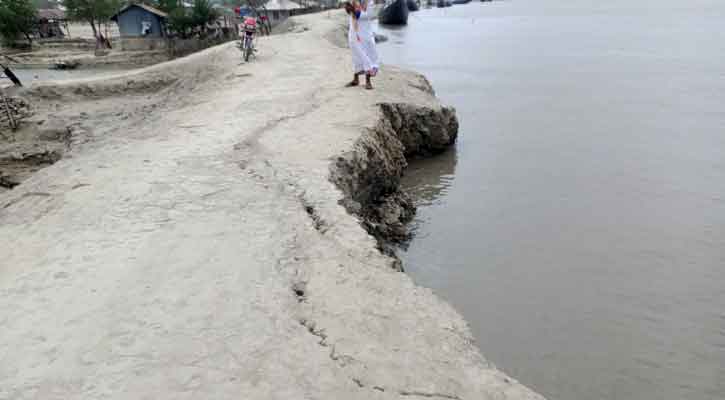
212;4;236;15
111;3;169;21
37;8;66;20
264;0;303;11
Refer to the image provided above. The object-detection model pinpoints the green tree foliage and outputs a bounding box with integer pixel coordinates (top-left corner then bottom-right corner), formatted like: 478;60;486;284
190;0;216;26
156;0;179;13
63;0;120;48
32;0;56;8
0;0;37;46
166;0;217;38
168;6;192;36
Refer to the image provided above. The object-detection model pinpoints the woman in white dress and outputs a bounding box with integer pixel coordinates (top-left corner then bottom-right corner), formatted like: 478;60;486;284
345;0;379;89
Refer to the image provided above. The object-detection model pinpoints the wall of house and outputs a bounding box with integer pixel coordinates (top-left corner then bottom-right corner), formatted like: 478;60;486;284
119;28;236;53
117;8;164;38
168;35;236;57
120;37;168;51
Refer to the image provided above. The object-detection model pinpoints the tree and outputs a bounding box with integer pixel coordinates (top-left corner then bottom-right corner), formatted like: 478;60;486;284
156;0;179;13
165;0;217;38
32;0;57;8
190;0;216;28
168;6;193;37
63;0;120;48
0;0;37;46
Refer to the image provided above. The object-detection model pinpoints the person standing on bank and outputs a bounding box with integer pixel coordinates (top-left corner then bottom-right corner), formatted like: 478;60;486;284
345;0;379;90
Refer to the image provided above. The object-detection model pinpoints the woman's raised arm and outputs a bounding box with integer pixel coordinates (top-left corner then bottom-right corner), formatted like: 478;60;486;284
360;0;373;18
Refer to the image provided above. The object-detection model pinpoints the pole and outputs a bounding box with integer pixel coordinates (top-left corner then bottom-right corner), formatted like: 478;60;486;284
0;63;22;87
0;87;17;130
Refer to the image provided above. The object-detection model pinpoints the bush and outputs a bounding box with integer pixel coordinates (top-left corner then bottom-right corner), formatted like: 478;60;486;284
191;0;217;27
168;7;194;37
64;0;120;49
0;0;37;46
166;0;218;38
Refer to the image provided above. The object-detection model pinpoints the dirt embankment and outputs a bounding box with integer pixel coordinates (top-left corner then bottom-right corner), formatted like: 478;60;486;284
331;96;459;266
0;39;232;191
0;10;545;400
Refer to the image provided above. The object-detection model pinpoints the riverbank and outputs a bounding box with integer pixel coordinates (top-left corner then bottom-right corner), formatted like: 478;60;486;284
0;11;542;400
377;3;725;400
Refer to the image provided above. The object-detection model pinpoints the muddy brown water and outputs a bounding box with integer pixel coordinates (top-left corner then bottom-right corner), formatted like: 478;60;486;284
377;1;725;400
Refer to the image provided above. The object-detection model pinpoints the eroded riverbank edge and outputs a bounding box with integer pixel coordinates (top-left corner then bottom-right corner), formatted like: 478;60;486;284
323;83;546;399
330;96;458;268
324;16;546;398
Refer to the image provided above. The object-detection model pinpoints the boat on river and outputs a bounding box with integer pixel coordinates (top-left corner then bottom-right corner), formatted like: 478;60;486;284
436;0;452;7
379;0;409;25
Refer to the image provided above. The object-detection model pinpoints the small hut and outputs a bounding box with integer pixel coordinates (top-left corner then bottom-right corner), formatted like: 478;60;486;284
37;9;68;38
111;4;168;38
110;4;168;50
264;0;302;25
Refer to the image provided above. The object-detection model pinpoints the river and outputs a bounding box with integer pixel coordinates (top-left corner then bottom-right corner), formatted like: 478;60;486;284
376;1;725;400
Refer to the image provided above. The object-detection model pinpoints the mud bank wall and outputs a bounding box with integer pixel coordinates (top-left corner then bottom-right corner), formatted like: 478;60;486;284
318;70;544;399
330;95;458;259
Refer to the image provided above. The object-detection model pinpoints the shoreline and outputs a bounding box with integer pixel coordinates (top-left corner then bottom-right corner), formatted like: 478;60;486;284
330;98;459;267
0;11;543;400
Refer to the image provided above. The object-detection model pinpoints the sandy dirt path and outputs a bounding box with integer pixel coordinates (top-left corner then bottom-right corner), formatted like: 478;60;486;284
0;12;544;400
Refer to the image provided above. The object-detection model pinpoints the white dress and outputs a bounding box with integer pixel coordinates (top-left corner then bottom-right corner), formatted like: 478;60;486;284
349;0;380;74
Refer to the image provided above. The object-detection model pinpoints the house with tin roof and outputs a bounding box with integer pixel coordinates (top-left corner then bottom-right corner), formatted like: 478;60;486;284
111;4;168;39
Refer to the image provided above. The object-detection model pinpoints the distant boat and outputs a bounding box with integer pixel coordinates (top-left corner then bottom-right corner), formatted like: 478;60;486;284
452;0;471;4
437;0;452;6
379;0;409;25
407;0;420;11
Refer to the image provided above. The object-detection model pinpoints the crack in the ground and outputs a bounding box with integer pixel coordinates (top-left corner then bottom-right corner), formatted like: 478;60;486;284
291;281;307;303
299;318;363;370
341;381;461;399
299;319;328;346
234;89;325;169
299;193;328;234
399;390;462;400
328;344;355;366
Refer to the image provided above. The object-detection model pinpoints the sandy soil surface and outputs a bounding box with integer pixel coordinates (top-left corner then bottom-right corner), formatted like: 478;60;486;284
0;11;544;400
4;45;169;70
